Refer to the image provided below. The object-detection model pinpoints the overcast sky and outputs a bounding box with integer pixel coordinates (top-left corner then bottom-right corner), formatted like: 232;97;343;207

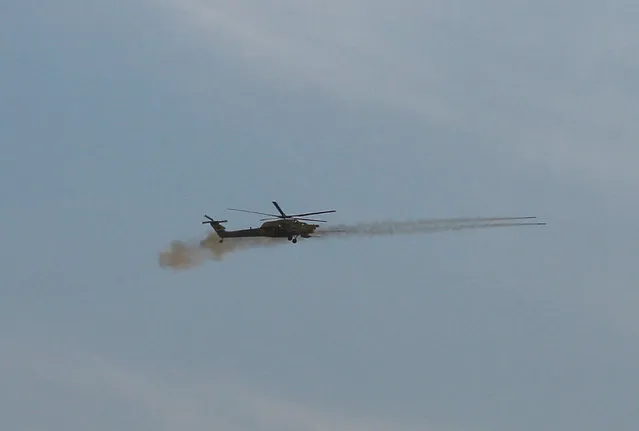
2;1;639;430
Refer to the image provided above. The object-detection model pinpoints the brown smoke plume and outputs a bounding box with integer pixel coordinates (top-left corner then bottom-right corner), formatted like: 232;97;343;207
158;216;544;270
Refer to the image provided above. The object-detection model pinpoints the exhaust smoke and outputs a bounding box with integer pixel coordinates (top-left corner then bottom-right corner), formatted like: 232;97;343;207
158;216;544;270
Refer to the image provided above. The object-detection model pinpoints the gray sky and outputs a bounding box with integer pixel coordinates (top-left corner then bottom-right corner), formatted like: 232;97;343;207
2;1;638;430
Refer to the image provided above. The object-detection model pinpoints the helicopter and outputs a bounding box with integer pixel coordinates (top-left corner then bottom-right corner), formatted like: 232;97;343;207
202;201;336;244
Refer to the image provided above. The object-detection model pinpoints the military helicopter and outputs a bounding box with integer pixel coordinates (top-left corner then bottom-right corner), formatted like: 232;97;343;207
202;201;336;244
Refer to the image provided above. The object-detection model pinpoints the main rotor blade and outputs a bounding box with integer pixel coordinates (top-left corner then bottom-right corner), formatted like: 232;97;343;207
257;216;328;222
285;209;336;217
228;208;280;217
272;201;287;217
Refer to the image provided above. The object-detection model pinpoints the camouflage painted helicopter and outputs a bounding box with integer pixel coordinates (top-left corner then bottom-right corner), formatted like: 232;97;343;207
202;201;336;244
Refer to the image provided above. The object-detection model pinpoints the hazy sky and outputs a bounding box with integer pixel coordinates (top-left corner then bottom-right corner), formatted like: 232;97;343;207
2;1;639;430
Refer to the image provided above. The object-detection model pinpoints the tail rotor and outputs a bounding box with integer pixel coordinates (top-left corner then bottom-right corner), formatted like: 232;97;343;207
202;215;227;223
202;215;227;228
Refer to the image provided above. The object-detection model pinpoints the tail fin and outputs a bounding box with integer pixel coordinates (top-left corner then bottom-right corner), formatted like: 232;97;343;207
202;215;227;235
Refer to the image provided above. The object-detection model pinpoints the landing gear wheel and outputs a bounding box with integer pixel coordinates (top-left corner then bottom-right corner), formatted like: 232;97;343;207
287;236;292;241
292;238;297;243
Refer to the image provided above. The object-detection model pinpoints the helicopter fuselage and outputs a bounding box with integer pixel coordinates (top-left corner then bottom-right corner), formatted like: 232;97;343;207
206;219;319;243
202;200;334;244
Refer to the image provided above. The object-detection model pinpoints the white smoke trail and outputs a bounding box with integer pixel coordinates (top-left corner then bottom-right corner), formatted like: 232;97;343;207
317;218;545;237
158;217;544;269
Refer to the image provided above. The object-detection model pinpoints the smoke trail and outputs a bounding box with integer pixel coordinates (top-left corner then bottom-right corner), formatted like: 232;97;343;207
317;218;545;237
158;217;544;269
158;235;285;269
